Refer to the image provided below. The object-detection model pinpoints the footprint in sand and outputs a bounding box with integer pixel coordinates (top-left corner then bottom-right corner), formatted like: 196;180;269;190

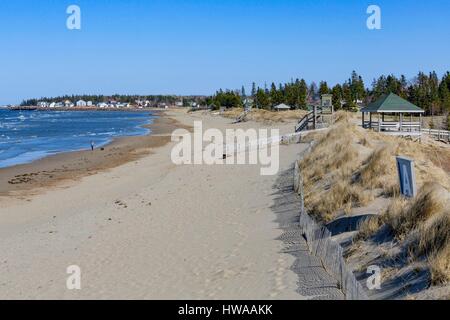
114;200;128;208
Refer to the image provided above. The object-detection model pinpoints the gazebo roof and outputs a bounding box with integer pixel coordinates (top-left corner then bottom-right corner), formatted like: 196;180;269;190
361;93;424;113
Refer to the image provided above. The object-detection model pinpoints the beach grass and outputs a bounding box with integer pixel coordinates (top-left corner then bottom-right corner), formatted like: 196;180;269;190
299;111;450;286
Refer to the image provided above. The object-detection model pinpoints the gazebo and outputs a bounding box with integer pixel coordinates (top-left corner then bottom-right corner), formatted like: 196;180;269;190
273;103;291;111
360;93;425;133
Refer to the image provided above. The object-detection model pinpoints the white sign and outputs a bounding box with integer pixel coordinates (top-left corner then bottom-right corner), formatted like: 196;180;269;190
396;156;417;198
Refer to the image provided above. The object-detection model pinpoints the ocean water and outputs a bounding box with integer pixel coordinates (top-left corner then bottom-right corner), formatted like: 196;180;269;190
0;109;154;168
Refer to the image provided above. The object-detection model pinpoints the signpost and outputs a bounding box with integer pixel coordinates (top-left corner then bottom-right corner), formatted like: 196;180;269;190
396;156;417;198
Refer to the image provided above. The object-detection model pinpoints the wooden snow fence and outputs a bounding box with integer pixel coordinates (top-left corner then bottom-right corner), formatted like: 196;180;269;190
294;143;369;300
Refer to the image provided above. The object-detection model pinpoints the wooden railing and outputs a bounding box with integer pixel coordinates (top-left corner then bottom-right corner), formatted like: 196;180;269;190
295;107;327;133
364;121;450;143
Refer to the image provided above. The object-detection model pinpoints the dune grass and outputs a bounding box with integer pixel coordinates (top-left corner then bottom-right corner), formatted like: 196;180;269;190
381;183;450;284
300;112;450;285
300;112;449;222
384;183;449;239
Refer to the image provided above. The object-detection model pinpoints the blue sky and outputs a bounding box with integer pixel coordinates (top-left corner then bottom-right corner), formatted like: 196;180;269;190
0;0;449;104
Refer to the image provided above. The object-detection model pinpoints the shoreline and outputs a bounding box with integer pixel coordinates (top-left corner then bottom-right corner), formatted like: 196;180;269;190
0;110;190;198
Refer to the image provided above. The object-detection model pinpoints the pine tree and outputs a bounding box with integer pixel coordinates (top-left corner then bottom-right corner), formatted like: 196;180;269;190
429;71;440;115
439;77;450;112
308;82;318;100
251;82;257;98
331;84;343;110
241;85;246;98
256;88;271;110
270;82;283;106
342;81;356;110
350;71;365;102
297;79;308;110
399;75;408;98
319;81;330;95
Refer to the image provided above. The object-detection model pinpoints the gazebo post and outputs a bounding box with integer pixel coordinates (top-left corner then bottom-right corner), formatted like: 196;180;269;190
410;114;413;132
399;113;403;131
419;113;422;131
362;112;365;128
369;112;372;129
378;113;381;132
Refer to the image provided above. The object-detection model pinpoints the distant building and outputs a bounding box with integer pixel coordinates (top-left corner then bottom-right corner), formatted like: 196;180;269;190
76;100;87;107
273;103;291;111
64;100;72;107
97;102;108;108
49;102;56;108
37;101;49;108
55;102;64;108
175;101;183;107
87;101;93;106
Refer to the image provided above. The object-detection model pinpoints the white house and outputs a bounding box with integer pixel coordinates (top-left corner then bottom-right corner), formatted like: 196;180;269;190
76;100;87;107
37;101;49;108
97;102;108;108
49;102;56;108
87;101;93;107
64;100;72;107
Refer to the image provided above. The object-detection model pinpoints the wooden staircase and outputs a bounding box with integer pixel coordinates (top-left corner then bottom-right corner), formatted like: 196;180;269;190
295;107;326;132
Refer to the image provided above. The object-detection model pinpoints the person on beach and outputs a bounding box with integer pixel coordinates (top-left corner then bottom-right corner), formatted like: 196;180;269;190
90;141;95;151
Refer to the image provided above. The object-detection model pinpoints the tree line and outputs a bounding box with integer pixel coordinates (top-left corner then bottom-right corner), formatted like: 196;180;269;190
210;71;450;116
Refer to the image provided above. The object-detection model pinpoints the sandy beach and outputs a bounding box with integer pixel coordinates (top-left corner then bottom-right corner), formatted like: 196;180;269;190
0;109;343;300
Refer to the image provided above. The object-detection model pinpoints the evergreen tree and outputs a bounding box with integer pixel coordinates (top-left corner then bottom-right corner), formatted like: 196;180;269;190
342;81;357;110
350;71;365;102
439;75;450;112
256;88;271;110
269;82;283;106
284;83;297;108
251;82;257;97
297;79;308;110
241;85;246;98
399;75;408;98
331;84;343;110
308;82;318;100
319;81;330;95
429;71;440;115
